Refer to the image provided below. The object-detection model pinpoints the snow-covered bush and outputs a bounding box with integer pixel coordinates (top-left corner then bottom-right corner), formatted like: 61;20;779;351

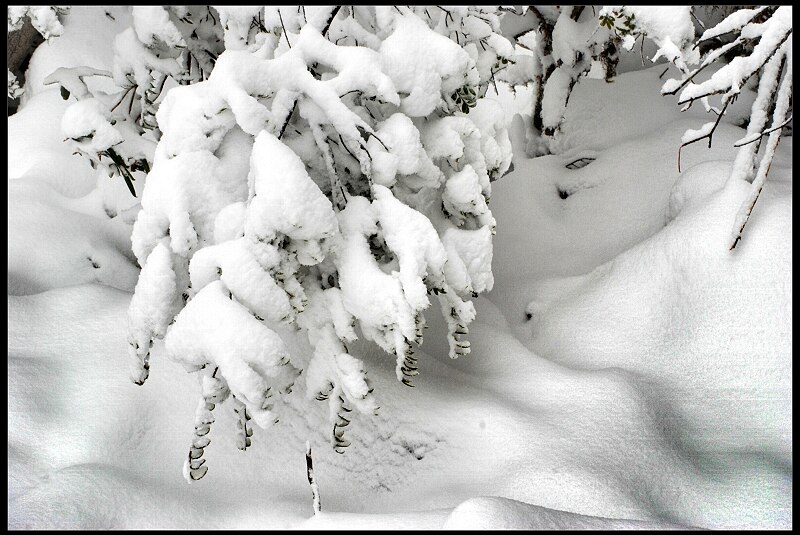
499;6;625;146
41;6;224;197
500;6;700;153
660;6;792;249
503;5;792;248
123;6;513;480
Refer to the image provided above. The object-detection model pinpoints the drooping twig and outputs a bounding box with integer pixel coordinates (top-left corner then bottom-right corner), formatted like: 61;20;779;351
306;441;321;514
677;99;729;172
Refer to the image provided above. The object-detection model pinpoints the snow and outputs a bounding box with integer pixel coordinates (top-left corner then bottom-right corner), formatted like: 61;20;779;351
8;6;65;39
698;7;768;43
373;184;447;310
164;279;300;430
379;14;475;117
679;6;792;103
131;6;184;49
60;97;123;152
214;6;262;51
126;240;180;384
8;6;792;531
246;131;338;243
603;6;699;71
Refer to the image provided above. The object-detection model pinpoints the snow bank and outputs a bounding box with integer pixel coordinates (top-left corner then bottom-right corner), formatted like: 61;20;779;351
443;497;693;530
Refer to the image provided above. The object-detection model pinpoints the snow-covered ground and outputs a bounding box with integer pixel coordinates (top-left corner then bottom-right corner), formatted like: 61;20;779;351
8;7;792;530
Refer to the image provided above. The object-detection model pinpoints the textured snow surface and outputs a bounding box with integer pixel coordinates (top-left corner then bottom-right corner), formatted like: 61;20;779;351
8;9;792;530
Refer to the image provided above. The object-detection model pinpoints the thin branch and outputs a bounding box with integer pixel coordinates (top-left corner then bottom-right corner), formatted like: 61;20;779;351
678;99;730;172
734;115;793;147
338;134;359;162
321;6;341;38
306;441;321;514
109;85;135;113
277;98;298;140
278;9;290;48
676;30;792;105
662;39;742;95
730;54;792;250
689;7;705;30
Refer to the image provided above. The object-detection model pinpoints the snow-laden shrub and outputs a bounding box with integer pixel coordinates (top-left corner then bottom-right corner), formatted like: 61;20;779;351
659;6;793;249
41;6;225;197
122;6;513;481
500;6;699;152
503;5;792;248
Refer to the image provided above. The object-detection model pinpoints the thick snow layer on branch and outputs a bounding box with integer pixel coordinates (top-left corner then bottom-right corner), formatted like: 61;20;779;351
442;225;494;295
189;238;292;324
373;184;448;310
379;14;476;116
131;6;185;48
43;66;111;100
728;34;791;184
367;113;442;188
8;6;65;39
336;196;416;346
551;11;595;68
606;6;699;71
468;98;513;180
132;151;217;261
300;285;378;419
541;67;573;131
246;131;338;244
214;6;263;50
699;7;768;43
679;7;792;103
155;83;236;158
127;241;179;344
164;280;299;429
126;241;181;383
112;28;182;92
60;98;123;153
200;24;398;143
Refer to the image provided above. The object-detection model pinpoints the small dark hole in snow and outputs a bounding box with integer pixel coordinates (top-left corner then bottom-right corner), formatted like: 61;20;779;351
525;312;533;321
88;257;100;269
557;188;570;200
565;157;595;170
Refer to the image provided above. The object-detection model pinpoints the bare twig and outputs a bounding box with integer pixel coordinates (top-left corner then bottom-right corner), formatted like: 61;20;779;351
677;30;792;105
277;98;298;140
278;9;291;48
734;115;793;147
321;6;341;37
678;99;730;172
306;441;321;514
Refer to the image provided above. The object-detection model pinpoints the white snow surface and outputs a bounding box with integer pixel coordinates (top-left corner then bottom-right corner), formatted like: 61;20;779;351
8;9;792;531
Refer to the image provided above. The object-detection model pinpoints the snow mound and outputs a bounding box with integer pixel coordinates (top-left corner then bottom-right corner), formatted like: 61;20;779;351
8;178;139;296
443;496;694;530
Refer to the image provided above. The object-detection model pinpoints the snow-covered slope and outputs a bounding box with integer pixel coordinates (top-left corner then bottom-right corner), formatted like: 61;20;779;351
8;9;792;530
